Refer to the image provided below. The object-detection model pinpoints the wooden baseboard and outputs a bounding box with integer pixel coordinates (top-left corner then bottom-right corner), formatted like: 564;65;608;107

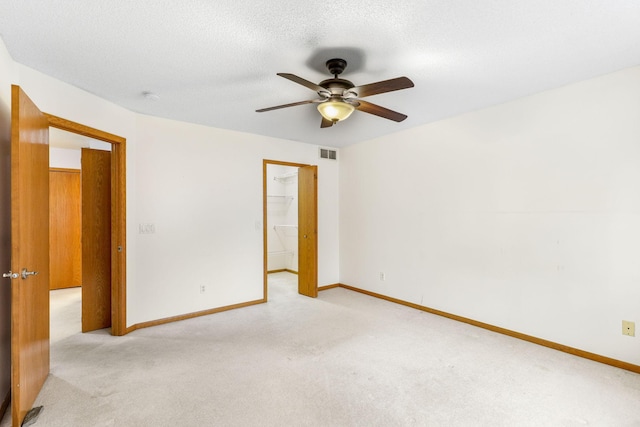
126;298;266;333
119;282;639;374
267;269;298;275
318;283;340;291
339;284;640;375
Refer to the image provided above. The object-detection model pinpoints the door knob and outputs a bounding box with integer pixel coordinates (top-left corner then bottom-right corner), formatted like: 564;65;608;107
2;271;19;279
21;268;38;280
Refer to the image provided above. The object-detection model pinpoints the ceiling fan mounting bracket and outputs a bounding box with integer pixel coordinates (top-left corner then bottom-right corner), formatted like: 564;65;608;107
326;58;347;77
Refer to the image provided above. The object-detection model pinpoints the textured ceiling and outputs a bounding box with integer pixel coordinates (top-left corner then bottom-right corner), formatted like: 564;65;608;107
1;1;640;148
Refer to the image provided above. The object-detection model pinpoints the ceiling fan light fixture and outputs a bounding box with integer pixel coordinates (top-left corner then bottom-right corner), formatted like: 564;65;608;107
317;100;355;123
257;58;414;128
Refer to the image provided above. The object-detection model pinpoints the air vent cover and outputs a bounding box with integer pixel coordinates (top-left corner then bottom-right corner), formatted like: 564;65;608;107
319;148;337;160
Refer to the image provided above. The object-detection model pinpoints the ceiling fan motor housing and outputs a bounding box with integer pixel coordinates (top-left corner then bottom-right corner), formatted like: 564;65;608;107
318;78;355;97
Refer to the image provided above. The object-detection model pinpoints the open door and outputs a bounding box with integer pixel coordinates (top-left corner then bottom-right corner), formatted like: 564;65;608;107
9;85;50;426
81;148;112;332
297;165;318;297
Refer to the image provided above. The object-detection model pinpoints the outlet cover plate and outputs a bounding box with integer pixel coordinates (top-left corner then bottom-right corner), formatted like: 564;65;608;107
622;320;635;337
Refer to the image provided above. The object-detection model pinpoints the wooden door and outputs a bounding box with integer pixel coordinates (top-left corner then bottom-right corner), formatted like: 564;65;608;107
297;165;318;297
10;85;50;427
81;148;111;332
49;169;82;289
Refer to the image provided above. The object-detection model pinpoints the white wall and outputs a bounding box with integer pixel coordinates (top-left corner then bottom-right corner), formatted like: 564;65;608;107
340;66;640;365
50;147;81;169
0;40;16;110
50;145;113;169
0;36;340;328
132;114;339;324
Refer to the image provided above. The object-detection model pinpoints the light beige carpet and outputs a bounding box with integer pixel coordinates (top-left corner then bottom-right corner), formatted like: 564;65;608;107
2;273;640;426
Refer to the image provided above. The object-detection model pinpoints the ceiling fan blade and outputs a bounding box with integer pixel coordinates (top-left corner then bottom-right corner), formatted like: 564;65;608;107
320;117;334;128
355;100;408;122
256;99;316;113
351;77;414;98
277;73;326;93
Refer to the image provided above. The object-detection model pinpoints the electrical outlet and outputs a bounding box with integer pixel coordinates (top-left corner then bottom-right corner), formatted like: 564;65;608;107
622;320;635;337
200;285;206;294
379;272;386;281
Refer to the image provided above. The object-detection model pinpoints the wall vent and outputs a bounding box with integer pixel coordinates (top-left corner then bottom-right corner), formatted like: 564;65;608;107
319;148;337;160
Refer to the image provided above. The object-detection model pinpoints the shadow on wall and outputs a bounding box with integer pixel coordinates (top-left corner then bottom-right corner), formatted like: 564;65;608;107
0;95;12;411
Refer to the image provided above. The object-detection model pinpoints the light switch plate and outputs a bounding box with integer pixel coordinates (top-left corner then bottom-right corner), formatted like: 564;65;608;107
138;223;156;234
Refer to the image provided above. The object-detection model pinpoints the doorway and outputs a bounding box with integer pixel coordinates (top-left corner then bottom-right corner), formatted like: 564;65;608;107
265;163;299;299
263;160;318;300
46;113;127;336
49;131;113;336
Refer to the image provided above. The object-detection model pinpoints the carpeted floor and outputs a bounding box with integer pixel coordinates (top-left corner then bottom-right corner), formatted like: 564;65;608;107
2;273;640;426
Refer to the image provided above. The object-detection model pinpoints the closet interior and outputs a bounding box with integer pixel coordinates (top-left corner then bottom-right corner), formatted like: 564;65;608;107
266;164;299;275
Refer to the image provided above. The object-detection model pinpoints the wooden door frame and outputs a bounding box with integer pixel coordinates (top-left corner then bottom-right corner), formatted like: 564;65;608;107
45;114;127;336
262;159;317;300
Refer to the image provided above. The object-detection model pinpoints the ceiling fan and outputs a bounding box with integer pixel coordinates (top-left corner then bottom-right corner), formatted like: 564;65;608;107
256;58;414;128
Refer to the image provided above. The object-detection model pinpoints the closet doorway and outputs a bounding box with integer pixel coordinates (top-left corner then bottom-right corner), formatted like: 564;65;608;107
263;160;317;299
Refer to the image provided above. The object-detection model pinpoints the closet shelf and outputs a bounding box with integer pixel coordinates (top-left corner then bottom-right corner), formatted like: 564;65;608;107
267;195;294;202
273;172;298;183
273;225;298;230
268;250;294;255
